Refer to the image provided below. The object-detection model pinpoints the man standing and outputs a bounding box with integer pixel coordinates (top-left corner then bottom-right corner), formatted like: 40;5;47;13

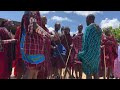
37;16;52;79
61;27;73;79
71;24;83;79
20;11;45;79
0;20;16;79
14;26;25;79
50;22;65;79
100;29;118;79
78;14;102;79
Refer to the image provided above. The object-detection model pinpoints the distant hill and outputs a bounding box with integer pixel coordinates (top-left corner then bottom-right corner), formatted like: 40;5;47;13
0;18;21;35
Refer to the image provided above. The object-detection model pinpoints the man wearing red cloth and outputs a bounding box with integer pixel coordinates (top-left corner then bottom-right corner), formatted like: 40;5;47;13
21;11;45;79
100;29;118;79
71;24;83;79
37;16;52;79
0;20;16;79
13;26;25;79
50;22;64;79
60;27;73;79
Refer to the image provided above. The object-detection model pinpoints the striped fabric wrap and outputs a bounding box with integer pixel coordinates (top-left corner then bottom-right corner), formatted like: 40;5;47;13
78;23;102;75
20;11;45;64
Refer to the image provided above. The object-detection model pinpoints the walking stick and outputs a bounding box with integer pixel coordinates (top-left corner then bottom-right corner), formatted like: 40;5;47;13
63;47;73;78
37;24;72;78
103;46;106;79
53;41;72;78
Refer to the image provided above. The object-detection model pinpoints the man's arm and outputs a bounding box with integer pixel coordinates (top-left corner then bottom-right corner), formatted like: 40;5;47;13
3;28;12;39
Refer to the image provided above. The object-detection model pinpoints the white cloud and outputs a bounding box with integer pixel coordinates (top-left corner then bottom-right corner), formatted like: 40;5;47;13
74;11;102;16
46;25;54;32
40;11;55;15
64;11;102;16
64;11;73;13
48;27;54;32
70;32;75;36
100;18;120;29
51;16;72;22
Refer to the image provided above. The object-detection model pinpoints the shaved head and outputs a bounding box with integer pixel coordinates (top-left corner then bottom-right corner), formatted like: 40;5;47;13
104;28;111;36
86;14;95;26
41;16;47;19
78;24;83;33
54;22;61;31
64;26;70;34
55;22;60;26
87;14;95;21
41;16;47;25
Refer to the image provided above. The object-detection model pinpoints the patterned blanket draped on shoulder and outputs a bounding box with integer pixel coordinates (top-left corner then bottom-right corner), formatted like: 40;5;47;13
20;11;45;64
78;23;102;75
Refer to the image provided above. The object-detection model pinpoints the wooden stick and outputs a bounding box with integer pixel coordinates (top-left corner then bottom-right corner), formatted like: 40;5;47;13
65;47;72;66
2;39;17;44
36;24;51;37
103;46;106;79
63;47;73;78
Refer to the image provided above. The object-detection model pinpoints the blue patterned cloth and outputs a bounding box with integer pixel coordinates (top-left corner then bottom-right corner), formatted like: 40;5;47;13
78;23;102;75
53;44;66;57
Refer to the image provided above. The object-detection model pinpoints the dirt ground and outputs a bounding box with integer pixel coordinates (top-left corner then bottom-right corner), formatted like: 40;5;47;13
10;68;105;79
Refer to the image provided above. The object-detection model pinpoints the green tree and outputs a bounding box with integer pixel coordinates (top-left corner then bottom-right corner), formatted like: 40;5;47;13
111;27;120;43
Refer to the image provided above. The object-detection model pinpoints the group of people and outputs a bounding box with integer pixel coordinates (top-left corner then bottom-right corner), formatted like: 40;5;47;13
0;11;119;79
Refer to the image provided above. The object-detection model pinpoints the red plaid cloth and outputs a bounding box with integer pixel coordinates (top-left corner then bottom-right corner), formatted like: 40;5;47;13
0;27;11;40
69;33;83;68
61;34;72;51
0;27;14;79
14;26;22;58
13;26;25;77
61;34;72;68
22;11;44;55
0;52;9;79
37;26;52;78
0;27;13;60
72;33;83;54
100;35;118;70
24;33;44;54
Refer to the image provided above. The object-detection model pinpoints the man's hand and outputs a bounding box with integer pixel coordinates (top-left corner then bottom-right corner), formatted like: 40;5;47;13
101;45;105;48
2;39;17;44
70;44;73;48
105;55;109;59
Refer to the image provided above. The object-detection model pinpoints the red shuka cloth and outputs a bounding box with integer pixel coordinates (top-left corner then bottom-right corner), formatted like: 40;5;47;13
70;33;83;68
37;25;52;79
21;11;45;69
13;26;24;76
0;27;13;79
61;34;72;68
100;35;118;70
22;11;44;55
50;31;65;69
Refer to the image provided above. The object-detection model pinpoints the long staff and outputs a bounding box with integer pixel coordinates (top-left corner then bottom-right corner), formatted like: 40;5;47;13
103;46;106;79
63;47;73;77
